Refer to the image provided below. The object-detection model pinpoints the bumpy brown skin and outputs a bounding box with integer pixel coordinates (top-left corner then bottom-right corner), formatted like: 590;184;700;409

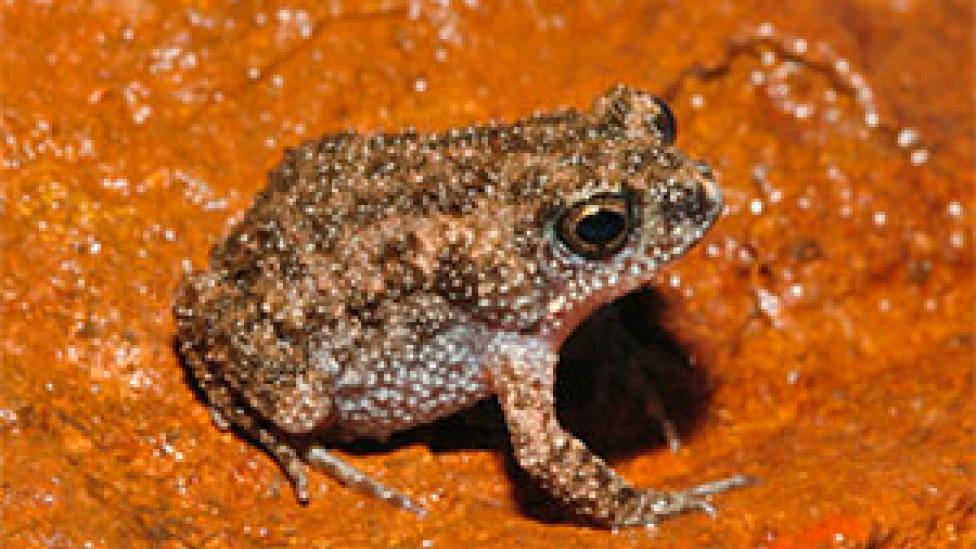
173;85;747;528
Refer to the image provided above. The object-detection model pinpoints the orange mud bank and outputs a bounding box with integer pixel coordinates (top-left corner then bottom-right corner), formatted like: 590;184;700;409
1;1;972;547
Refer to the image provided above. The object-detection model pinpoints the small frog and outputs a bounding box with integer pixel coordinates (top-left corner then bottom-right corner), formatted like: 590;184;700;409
174;85;749;528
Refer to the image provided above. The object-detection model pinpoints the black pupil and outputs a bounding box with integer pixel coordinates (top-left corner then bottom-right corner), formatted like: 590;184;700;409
576;209;626;246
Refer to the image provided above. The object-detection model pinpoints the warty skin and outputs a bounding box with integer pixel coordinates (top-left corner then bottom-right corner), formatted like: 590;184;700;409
174;85;749;527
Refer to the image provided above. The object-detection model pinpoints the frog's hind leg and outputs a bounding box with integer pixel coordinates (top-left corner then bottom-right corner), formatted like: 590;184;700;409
187;361;314;503
197;376;315;503
202;384;315;504
305;447;427;516
250;427;311;502
173;339;308;501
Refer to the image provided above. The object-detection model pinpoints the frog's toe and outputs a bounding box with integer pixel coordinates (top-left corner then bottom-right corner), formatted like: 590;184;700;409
684;474;756;498
656;415;682;454
650;474;755;519
306;447;427;517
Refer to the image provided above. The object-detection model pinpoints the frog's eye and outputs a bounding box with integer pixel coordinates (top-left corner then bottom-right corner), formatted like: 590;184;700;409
649;97;676;146
557;194;634;259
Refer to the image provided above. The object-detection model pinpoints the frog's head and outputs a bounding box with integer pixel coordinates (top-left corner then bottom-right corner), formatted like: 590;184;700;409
431;86;719;343
533;85;722;344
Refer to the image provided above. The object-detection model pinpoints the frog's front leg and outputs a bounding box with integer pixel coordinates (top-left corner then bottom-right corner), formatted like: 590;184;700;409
488;334;752;528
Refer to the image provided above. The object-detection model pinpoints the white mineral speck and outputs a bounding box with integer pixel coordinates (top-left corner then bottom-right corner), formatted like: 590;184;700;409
910;148;929;166
947;201;963;218
897;127;919;148
749;198;764;215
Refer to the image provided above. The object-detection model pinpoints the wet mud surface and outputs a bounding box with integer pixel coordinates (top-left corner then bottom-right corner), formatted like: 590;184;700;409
2;1;973;547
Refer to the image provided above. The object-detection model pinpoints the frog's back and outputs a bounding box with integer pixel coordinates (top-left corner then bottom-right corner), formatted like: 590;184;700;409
174;107;603;439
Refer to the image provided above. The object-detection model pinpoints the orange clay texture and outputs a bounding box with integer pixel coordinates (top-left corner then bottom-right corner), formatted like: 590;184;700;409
1;1;973;547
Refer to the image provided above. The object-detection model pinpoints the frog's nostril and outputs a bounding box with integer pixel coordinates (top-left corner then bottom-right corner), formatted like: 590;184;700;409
695;161;713;179
696;170;722;220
